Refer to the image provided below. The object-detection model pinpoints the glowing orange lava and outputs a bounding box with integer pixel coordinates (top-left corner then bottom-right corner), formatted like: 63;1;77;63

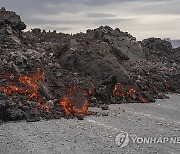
0;68;50;112
59;87;92;116
113;83;148;103
139;97;147;103
60;97;89;116
127;88;137;95
112;83;125;98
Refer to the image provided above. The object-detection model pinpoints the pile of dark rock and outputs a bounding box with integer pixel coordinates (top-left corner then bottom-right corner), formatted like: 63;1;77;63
0;8;179;123
0;7;26;49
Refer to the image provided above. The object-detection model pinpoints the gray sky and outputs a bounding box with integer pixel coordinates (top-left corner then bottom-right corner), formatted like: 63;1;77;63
1;0;180;40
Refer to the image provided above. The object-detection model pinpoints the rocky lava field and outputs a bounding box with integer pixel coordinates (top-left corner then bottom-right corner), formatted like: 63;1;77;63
0;8;179;123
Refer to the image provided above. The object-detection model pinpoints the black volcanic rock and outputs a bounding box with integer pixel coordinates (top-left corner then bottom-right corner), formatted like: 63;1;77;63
59;39;131;84
0;8;179;123
86;26;146;61
0;7;26;34
172;47;180;65
142;37;174;63
0;7;26;48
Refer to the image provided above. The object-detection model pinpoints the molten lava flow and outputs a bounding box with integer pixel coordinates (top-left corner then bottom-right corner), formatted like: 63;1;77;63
113;83;148;103
59;87;91;116
60;97;89;116
0;69;91;115
112;83;125;98
113;84;137;97
127;88;137;95
38;104;50;113
0;68;43;100
18;68;44;100
0;85;24;95
0;68;50;112
139;97;147;103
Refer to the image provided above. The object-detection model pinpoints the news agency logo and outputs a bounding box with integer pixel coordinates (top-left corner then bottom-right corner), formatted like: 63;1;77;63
115;132;129;148
115;133;180;148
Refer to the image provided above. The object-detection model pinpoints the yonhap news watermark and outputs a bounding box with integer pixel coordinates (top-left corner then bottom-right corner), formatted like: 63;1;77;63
115;132;180;148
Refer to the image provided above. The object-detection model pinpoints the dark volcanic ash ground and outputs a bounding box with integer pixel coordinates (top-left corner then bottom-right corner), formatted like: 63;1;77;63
0;8;179;123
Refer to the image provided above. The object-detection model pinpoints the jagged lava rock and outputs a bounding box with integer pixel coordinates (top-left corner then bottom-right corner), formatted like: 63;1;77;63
0;7;26;47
